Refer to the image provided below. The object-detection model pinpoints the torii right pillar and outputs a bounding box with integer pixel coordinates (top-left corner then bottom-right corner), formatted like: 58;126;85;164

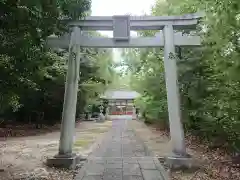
163;24;193;168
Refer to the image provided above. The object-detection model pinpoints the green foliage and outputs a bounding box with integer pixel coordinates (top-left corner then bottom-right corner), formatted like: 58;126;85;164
122;0;240;152
0;0;116;125
121;48;168;126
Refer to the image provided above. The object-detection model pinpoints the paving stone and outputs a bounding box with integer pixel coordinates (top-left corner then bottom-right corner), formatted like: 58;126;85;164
74;120;167;180
139;161;157;170
123;158;138;164
123;164;141;176
87;159;105;164
105;163;122;169
103;168;122;180
105;157;123;163
105;154;121;157
134;152;146;157
82;175;103;180
141;157;156;161
138;158;155;162
123;154;135;157
123;175;144;180
141;169;164;180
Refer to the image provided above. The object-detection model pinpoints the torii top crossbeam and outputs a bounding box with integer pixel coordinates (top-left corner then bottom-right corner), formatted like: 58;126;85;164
68;13;203;30
48;13;203;49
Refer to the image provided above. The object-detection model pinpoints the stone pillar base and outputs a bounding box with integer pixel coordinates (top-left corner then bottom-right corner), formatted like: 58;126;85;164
105;114;109;120
96;113;105;123
46;153;85;169
164;154;199;170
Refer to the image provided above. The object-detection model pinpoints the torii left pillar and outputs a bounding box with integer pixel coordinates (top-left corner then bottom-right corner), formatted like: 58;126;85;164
47;26;82;169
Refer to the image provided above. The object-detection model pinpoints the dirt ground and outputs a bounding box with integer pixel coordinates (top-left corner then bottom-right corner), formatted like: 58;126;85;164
129;120;240;180
1;119;239;180
0;121;112;180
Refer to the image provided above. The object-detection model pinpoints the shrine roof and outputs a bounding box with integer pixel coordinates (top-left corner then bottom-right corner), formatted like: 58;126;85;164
101;90;140;100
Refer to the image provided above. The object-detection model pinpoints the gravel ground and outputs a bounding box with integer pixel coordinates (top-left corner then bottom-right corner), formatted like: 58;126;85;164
0;121;112;180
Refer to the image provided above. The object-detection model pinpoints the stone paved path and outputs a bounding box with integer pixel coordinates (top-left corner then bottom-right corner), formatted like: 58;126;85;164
75;120;168;180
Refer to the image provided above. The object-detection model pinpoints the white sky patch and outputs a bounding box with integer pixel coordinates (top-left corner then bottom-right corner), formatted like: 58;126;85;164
91;0;155;16
91;0;156;63
91;0;156;37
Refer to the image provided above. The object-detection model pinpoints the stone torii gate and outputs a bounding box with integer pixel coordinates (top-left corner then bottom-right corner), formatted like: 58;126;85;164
46;13;202;168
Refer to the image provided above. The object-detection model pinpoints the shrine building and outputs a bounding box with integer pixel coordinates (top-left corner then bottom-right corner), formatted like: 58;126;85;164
101;90;140;118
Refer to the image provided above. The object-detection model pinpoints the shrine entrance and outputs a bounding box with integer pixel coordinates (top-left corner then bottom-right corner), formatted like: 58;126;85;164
108;100;133;115
101;90;140;120
46;13;203;168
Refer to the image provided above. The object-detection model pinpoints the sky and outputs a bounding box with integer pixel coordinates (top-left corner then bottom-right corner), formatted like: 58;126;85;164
91;0;156;63
92;0;155;16
91;0;156;17
91;0;156;37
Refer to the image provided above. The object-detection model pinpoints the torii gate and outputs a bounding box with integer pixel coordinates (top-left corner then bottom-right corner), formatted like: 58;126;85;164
46;13;202;168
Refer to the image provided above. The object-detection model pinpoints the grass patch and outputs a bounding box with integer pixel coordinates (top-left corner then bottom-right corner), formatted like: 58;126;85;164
87;128;108;134
74;139;92;147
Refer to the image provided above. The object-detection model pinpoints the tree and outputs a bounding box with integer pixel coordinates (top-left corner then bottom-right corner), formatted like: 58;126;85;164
0;0;116;126
122;0;240;152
